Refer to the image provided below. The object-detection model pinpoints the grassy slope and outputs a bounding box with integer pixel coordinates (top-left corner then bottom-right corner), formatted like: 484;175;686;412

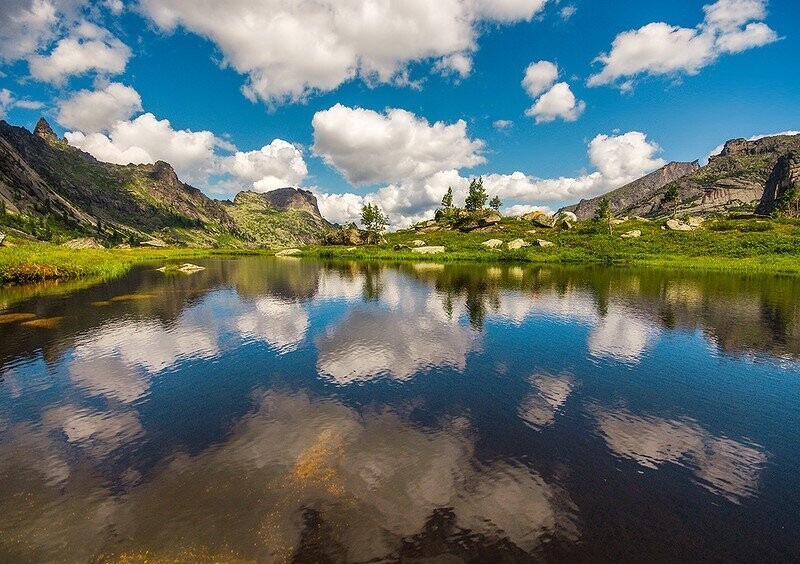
302;217;800;274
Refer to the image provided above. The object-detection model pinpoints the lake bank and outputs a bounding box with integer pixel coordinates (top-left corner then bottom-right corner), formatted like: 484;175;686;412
2;217;799;284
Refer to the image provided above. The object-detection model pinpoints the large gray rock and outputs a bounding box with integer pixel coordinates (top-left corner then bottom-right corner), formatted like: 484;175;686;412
534;239;555;247
522;211;554;228
665;219;693;231
482;239;503;249
507;238;530;250
620;230;642;239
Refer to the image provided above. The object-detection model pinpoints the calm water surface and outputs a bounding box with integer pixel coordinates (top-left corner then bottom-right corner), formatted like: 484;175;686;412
0;258;799;562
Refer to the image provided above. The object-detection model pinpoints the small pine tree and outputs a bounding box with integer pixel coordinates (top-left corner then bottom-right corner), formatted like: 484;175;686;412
441;187;454;209
489;195;502;212
464;177;488;212
662;185;679;218
360;203;389;244
594;197;614;235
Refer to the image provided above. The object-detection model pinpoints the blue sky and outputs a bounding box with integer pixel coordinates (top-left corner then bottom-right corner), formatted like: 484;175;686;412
1;0;797;225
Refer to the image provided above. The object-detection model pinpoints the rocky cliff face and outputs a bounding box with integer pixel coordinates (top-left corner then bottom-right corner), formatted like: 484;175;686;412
563;161;699;220
756;153;800;216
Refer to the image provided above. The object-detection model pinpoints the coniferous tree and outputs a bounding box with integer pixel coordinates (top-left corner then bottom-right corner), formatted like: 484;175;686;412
489;195;502;212
464;177;487;212
594;197;614;235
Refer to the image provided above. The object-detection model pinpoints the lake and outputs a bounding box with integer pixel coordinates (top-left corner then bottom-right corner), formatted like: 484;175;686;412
1;258;798;562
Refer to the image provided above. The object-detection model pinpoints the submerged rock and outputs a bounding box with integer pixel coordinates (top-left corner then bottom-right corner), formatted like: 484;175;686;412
412;246;445;254
157;263;206;274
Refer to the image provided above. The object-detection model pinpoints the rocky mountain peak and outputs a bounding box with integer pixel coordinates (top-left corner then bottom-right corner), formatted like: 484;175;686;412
34;118;57;143
149;160;181;187
261;187;322;218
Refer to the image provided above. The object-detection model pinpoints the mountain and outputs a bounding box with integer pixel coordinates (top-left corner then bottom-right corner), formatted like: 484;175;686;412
0;118;327;247
560;133;800;219
223;190;328;247
562;161;700;220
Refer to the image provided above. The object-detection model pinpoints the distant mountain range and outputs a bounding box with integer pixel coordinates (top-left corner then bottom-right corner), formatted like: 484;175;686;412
2;117;798;249
0;118;328;247
561;133;800;219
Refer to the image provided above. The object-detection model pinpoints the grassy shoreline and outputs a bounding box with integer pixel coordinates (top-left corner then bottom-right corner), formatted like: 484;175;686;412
301;217;800;275
2;217;799;285
0;242;267;284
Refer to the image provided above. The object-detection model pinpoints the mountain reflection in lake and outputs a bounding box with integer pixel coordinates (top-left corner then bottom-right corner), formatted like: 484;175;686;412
1;258;799;561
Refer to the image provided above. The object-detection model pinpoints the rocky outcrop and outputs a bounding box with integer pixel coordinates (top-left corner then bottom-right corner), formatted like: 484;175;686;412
756;153;800;216
62;237;104;249
562;161;699;220
560;133;800;219
323;225;371;246
260;187;323;218
34;118;58;143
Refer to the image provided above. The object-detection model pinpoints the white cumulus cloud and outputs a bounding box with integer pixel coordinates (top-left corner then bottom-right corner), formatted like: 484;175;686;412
28;21;131;84
56;82;142;132
138;0;548;105
312;103;485;185
522;61;585;124
223;140;308;193
526;82;586;123
588;0;779;89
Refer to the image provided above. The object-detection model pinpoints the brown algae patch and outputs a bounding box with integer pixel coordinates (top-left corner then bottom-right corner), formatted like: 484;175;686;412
0;313;37;324
109;294;156;302
21;317;64;329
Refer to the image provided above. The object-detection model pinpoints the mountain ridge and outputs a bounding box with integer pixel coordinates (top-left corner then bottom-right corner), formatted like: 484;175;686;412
0;118;327;247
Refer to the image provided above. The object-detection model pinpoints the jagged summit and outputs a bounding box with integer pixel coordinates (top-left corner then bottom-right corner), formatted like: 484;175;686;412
34;118;58;143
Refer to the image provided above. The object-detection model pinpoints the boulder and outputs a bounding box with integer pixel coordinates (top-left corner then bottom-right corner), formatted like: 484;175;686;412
556;219;573;230
276;248;302;256
393;244;411;251
557;211;578;223
665;219;693;231
115;243;131;249
62;237;104;249
620;230;642;239
410;239;427;247
412;246;445;254
481;211;502;226
140;238;167;248
324;226;369;246
482;239;503;249
507;238;530;250
687;216;704;228
522;211;554;228
534;239;555;247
